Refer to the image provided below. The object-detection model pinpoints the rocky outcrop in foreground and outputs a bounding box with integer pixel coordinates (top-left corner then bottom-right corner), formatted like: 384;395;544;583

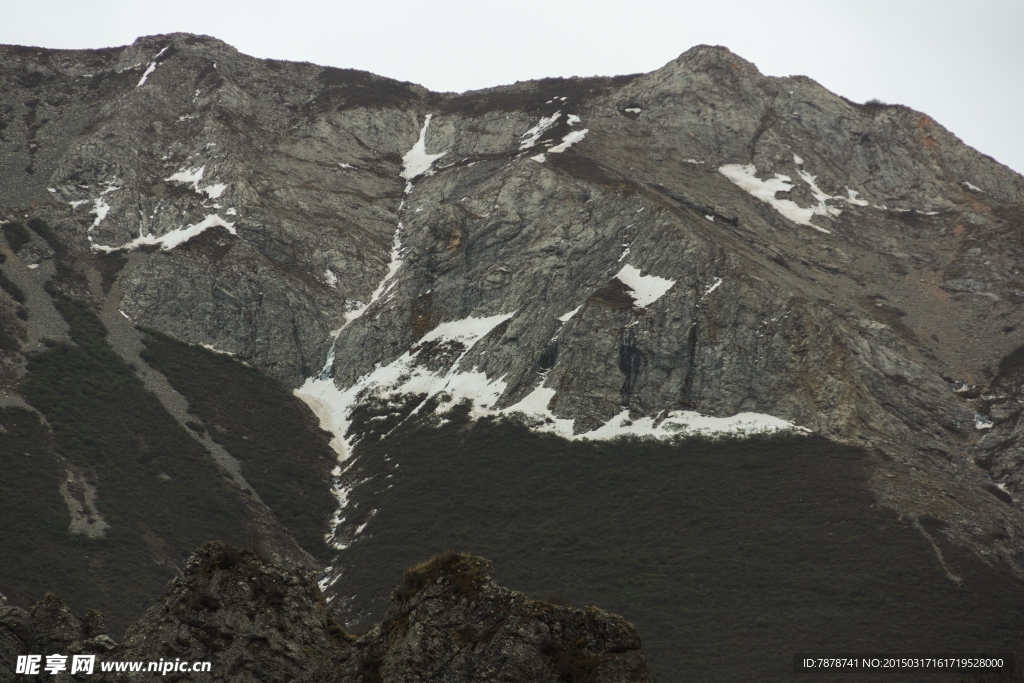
0;542;650;682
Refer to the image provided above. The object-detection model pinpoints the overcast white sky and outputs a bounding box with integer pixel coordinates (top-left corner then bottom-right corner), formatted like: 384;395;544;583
3;0;1022;174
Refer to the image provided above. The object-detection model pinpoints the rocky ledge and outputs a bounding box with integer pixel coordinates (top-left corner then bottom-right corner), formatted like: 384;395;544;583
0;542;650;682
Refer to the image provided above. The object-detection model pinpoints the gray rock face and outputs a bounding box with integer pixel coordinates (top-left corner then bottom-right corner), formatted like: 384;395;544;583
0;543;651;683
349;552;649;683
2;34;1024;573
0;595;115;682
108;542;349;682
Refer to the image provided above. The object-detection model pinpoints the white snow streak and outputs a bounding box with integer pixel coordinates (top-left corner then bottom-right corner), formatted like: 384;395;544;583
137;62;157;87
846;188;870;206
295;312;516;459
720;155;885;232
91;198;111;230
344;225;404;326
113;214;236;251
502;387;804;441
701;277;723;300
519;112;561;150
201;344;235;356
549;129;589;153
401;115;447;181
88;179;122;230
136;48;167;87
719;164;832;233
203;183;227;199
166;166;229;198
557;304;583;322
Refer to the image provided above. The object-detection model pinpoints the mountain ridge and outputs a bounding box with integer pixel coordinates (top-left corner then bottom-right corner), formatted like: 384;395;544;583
2;32;1024;680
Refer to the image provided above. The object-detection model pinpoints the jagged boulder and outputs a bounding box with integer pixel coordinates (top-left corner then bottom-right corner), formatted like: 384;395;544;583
0;595;115;682
108;542;352;682
0;544;650;682
342;551;650;683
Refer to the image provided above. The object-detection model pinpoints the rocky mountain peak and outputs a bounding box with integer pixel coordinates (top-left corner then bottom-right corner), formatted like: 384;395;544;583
670;43;762;76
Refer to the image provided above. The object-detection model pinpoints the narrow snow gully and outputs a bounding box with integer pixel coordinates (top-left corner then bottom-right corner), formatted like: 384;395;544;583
297;114;452;552
328;114;447;335
400;114;447;191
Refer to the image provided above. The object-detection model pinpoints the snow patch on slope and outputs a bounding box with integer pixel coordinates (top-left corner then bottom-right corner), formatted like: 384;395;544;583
297;305;808;550
89;179;122;230
520;112;561;150
324;268;338;288
720;155;887;232
718;164;834;233
91;198;111;230
401;115;447;181
166;166;229;198
615;264;675;308
557;304;583;322
295;312;516;460
122;214;236;251
505;385;805;440
549;129;589;153
343;225;404;326
137;62;157;87
701;277;723;300
136;46;168;88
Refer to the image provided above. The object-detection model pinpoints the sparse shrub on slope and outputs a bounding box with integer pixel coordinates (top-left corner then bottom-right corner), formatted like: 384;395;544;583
332;417;1024;682
139;329;337;562
14;297;250;636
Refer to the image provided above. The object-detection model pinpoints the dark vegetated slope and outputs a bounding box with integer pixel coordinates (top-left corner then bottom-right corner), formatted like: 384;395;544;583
139;330;336;562
334;410;1024;683
0;269;27;352
309;67;422;113
995;342;1024;386
434;74;640;116
26;217;66;257
15;297;249;635
0;408;99;609
2;221;32;252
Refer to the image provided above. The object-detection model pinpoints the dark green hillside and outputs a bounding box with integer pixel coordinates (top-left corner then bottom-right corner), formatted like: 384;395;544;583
139;330;337;562
8;297;250;636
334;407;1024;682
0;408;100;611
